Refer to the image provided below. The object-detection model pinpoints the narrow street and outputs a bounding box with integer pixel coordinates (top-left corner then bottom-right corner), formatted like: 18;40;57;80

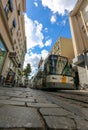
0;86;88;130
0;0;88;129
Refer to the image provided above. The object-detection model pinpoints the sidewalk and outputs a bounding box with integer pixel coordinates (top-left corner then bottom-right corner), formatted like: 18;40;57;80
0;87;44;130
0;87;88;130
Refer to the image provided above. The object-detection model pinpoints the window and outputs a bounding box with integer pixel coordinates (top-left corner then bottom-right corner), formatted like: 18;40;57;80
10;28;13;35
4;4;9;18
18;4;21;16
18;10;20;15
12;46;14;51
17;31;19;36
14;40;16;44
16;46;18;49
13;19;16;28
4;0;14;19
8;0;14;12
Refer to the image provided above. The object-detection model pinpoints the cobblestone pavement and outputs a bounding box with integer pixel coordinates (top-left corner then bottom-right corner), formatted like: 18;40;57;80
0;87;88;130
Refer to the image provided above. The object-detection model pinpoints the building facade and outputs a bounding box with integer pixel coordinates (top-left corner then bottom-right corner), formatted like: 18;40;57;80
38;57;43;68
50;37;75;63
0;0;26;86
69;0;88;89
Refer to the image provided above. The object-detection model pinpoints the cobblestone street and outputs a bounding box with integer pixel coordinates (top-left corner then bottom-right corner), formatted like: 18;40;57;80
0;0;88;129
0;87;88;130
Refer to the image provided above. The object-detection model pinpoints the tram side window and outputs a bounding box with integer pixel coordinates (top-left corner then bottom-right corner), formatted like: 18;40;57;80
45;63;49;75
44;62;52;75
48;60;56;74
44;63;47;74
49;60;52;74
47;60;53;74
38;69;43;78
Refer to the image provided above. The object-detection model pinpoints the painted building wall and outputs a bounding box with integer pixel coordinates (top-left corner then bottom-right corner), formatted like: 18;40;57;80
50;37;75;63
69;0;88;89
0;0;26;85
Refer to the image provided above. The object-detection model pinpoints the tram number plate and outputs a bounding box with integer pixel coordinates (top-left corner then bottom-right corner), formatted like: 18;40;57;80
61;76;66;83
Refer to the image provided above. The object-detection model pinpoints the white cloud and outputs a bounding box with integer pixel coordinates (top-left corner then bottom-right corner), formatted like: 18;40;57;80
24;14;44;49
24;50;49;77
45;39;52;46
24;53;40;77
34;2;38;7
24;0;78;77
62;19;67;25
24;14;51;77
44;27;48;32
24;53;40;69
41;49;49;59
56;19;67;26
50;15;57;23
41;0;77;15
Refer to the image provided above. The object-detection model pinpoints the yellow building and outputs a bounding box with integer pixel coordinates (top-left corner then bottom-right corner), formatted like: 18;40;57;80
69;0;88;89
0;0;26;85
50;37;75;63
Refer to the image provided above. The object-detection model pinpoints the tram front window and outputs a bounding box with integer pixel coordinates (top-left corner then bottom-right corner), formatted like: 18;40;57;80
46;55;72;76
56;57;67;75
49;59;57;74
48;55;58;74
62;63;73;76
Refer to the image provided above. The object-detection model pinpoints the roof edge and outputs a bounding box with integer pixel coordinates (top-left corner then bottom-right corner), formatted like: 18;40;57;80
70;0;83;16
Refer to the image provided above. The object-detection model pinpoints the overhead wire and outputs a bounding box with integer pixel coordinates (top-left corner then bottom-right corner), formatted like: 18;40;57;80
57;16;69;38
50;16;69;52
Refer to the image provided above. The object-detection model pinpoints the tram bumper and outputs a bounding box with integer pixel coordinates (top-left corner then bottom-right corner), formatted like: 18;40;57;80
46;82;75;90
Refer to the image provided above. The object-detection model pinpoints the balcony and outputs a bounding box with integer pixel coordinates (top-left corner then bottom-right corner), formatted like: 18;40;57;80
9;52;16;58
73;53;84;65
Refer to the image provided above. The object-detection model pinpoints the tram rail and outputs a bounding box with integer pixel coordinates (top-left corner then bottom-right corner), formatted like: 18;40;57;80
47;91;88;108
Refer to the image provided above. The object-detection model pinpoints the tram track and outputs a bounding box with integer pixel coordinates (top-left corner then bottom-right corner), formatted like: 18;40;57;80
47;91;88;108
57;90;88;97
43;91;88;120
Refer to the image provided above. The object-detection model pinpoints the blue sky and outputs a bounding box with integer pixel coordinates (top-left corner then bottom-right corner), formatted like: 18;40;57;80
24;0;77;77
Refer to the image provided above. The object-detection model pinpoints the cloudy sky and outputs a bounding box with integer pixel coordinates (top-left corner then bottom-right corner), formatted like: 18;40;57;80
24;0;78;78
